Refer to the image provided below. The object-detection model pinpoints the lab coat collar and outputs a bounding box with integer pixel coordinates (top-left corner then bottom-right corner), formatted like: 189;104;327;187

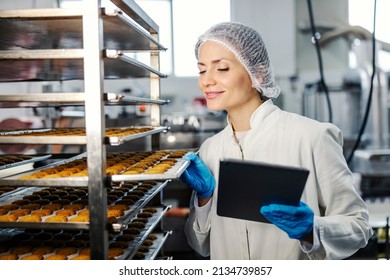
226;99;278;137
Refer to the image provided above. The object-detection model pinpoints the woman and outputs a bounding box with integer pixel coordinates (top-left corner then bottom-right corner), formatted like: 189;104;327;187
181;22;373;260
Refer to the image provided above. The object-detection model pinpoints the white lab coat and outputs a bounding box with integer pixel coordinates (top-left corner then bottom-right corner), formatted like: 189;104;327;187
184;99;373;259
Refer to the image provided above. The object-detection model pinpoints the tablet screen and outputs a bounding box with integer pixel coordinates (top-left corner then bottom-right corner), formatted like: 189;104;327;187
217;159;309;223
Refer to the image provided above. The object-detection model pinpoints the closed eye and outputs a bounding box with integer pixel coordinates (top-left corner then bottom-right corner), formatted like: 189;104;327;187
218;68;229;72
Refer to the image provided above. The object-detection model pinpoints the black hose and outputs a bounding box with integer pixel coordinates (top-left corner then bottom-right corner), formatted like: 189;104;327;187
346;0;377;164
306;0;333;123
386;216;389;260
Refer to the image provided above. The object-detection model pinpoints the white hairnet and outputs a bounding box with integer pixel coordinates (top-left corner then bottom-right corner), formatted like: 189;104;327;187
195;22;281;99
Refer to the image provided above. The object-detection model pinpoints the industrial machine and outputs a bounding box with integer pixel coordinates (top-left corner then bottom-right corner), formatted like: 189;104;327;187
302;25;390;198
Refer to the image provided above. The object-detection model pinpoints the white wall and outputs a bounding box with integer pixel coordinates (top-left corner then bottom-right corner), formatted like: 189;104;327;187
231;0;296;78
0;0;54;9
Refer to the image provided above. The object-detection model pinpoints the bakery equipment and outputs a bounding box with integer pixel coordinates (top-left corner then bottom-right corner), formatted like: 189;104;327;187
0;0;173;260
351;149;390;198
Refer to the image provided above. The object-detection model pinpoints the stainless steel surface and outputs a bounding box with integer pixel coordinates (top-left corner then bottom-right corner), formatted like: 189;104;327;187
0;155;51;171
150;31;162;150
303;42;389;150
0;93;168;108
111;181;169;230
0;126;168;145
120;206;170;260
0;8;164;51
0;150;189;186
105;93;168;105
82;0;108;260
352;41;389;149
110;0;160;34
0;181;169;232
143;231;172;260
352;150;390;198
111;157;190;182
352;149;390;176
108;49;167;78
0;155;51;178
0;93;85;108
0;153;89;187
107;126;168;146
0;0;167;260
0;49;166;81
366;200;390;228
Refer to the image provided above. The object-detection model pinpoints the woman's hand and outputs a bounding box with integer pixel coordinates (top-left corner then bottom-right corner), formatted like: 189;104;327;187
180;153;215;198
260;201;314;240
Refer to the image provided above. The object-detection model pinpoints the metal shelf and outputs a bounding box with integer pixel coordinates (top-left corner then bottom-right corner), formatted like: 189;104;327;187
0;8;165;51
0;49;166;82
0;208;171;261
0;155;51;179
110;0;160;34
0;126;168;145
0;182;169;232
119;206;171;260
0;0;168;260
143;231;172;260
0;150;190;187
0;93;169;108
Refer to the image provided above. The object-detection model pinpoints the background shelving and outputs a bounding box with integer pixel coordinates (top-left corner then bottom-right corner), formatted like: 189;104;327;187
0;0;175;260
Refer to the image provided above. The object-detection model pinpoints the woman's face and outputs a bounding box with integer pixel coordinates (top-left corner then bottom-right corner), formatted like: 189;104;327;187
197;41;259;113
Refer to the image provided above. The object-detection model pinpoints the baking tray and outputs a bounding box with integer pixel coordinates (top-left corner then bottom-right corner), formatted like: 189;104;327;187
0;181;168;231
126;231;172;260
0;93;169;108
0;7;164;51
0;186;39;204
0;49;166;82
117;206;170;260
111;180;169;231
0;207;170;260
111;157;189;182
141;231;172;260
0;186;20;199
0;150;192;187
0;126;168;145
0;153;88;187
0;155;51;179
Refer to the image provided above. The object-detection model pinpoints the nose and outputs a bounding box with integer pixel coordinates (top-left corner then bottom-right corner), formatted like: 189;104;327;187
199;71;216;88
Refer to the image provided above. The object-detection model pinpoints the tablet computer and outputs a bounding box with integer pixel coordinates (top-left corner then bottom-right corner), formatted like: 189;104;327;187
217;159;309;223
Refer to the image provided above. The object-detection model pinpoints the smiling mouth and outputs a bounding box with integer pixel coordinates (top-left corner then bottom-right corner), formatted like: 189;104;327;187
205;91;223;99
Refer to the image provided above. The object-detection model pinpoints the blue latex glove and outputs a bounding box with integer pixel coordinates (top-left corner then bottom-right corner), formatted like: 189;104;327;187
180;153;215;198
260;201;314;240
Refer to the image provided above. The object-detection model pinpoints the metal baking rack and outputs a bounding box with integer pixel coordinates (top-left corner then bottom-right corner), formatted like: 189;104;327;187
0;181;169;231
0;151;190;187
141;231;172;260
0;209;171;261
0;7;165;52
0;49;166;82
118;231;172;260
0;126;168;145
0;153;88;187
117;206;171;260
111;158;190;182
107;126;168;146
0;186;40;204
0;155;52;179
0;93;169;108
111;180;169;231
0;0;170;259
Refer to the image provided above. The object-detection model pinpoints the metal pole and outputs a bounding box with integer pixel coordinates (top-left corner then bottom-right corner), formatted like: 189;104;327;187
82;0;108;260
